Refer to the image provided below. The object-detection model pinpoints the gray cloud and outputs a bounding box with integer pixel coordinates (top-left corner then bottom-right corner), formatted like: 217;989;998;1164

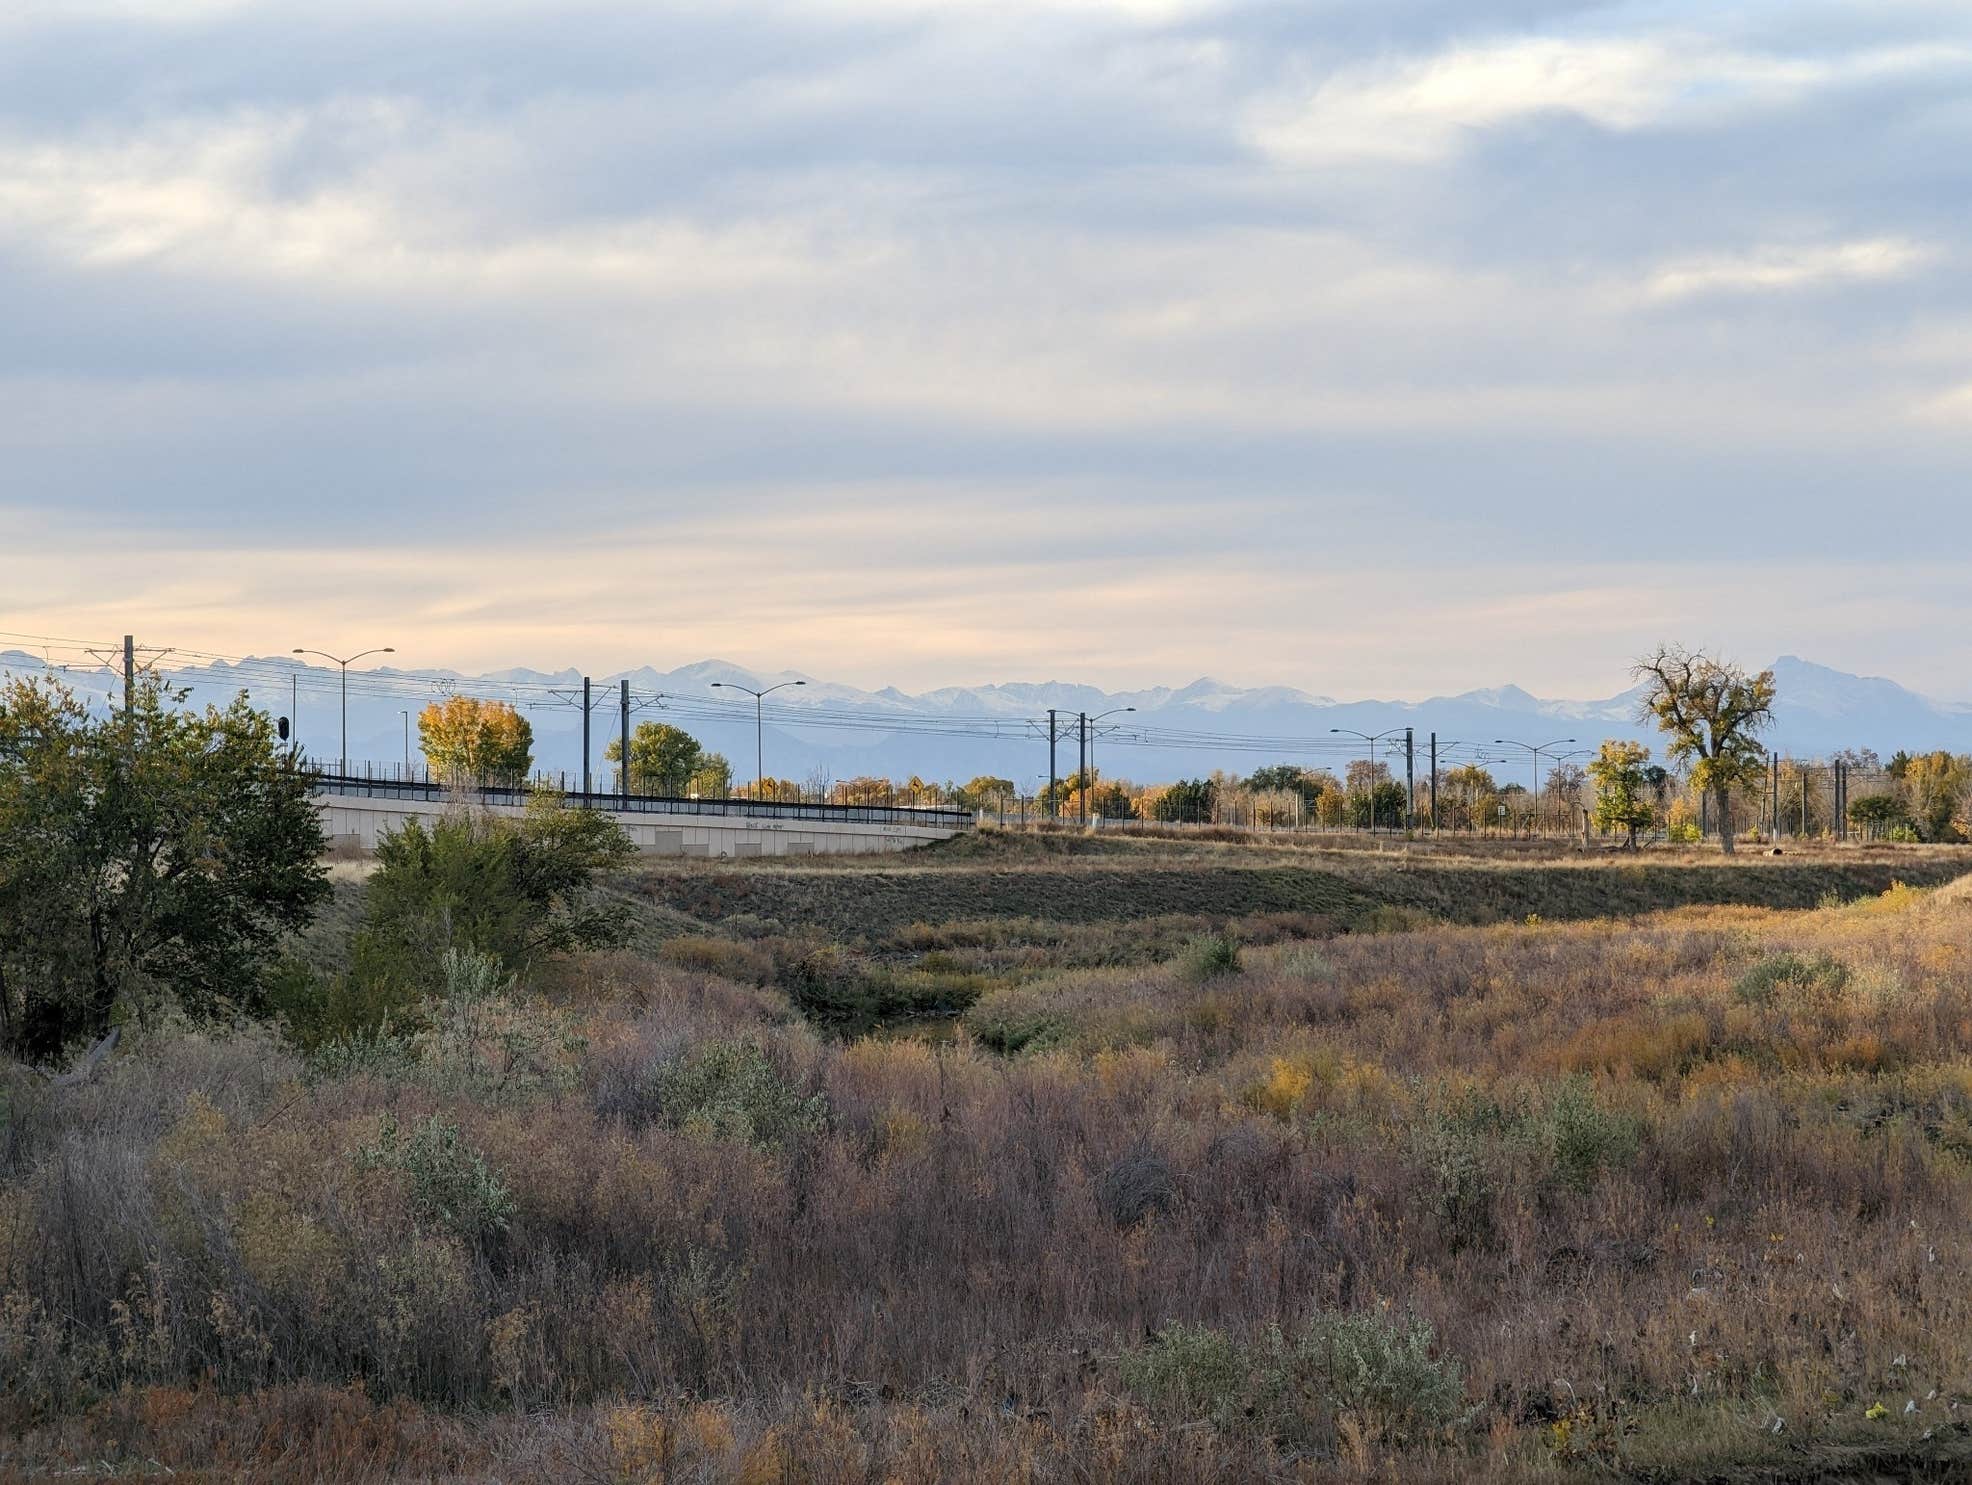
2;0;1970;698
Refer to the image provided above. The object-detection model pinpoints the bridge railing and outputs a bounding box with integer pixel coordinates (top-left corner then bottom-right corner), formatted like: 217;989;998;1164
310;772;973;831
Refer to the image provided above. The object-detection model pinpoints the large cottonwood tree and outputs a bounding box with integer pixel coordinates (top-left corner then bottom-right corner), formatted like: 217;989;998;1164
1633;646;1775;855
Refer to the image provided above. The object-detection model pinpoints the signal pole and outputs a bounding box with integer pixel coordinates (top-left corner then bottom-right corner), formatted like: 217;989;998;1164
620;679;630;806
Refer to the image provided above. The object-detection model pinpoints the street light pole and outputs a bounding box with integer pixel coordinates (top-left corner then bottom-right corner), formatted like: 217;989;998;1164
1330;726;1408;835
1086;706;1136;820
711;678;807;797
1492;737;1577;836
292;645;396;775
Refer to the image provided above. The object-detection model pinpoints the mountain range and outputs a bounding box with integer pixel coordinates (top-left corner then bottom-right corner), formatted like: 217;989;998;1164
2;651;1963;788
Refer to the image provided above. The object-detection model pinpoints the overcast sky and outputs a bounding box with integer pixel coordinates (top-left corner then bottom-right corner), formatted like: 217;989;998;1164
3;0;1969;700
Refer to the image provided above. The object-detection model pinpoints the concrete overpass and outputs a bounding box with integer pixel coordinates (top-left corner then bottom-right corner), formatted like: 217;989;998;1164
313;775;972;857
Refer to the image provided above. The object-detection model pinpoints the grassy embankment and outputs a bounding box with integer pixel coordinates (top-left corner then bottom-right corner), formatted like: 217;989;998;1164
620;832;1970;1032
6;835;1972;1480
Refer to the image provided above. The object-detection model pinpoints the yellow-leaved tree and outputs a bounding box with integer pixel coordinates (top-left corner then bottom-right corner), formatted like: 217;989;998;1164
1587;739;1655;849
418;696;534;784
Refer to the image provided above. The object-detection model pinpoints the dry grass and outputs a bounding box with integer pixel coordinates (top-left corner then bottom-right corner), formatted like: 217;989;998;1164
8;857;1972;1479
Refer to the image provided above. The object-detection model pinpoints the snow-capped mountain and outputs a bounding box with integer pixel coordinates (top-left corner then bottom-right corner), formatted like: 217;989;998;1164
2;649;1963;786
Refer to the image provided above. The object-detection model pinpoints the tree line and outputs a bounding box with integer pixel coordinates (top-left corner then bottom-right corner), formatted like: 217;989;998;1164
4;644;1965;1068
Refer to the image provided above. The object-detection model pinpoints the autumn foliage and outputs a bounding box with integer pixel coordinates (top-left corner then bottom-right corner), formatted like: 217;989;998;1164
417;695;533;784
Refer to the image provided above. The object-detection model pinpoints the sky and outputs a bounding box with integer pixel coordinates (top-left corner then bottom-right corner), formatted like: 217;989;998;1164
2;0;1970;701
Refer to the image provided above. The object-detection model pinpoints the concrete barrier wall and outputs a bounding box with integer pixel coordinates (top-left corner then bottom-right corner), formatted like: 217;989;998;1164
316;792;961;857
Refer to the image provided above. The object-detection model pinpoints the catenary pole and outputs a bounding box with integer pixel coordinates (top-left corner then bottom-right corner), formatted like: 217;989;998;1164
1047;710;1058;820
1404;728;1415;831
1078;712;1089;825
1429;732;1439;831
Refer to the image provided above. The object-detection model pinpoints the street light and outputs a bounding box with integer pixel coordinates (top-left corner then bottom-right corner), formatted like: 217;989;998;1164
292;645;396;775
711;678;807;797
1492;737;1577;835
1330;726;1409;834
1087;706;1136;818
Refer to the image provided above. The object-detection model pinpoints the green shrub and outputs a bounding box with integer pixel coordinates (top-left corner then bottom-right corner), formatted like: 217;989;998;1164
1733;950;1851;1007
1667;821;1701;845
1414;1080;1641;1227
268;956;427;1052
1178;932;1243;981
411;948;584;1101
356;1112;514;1239
356;800;634;1000
1410;1110;1496;1249
1119;1323;1248;1428
965;988;1067;1054
1274;944;1334;982
779;945;988;1028
1292;1311;1471;1442
1122;1311;1471;1446
654;1040;827;1149
1543;1078;1643;1193
303;1031;418;1081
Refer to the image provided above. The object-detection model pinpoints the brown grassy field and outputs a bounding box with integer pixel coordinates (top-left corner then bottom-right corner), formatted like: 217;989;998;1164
6;838;1972;1480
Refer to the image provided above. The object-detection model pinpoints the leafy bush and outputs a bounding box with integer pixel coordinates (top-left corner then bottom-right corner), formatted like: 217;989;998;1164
356;1112;514;1239
1122;1311;1470;1446
1543;1078;1643;1193
652;1040;827;1149
1120;1323;1248;1428
1734;950;1851;1007
267;956;428;1052
1178;932;1243;981
302;1030;418;1081
965;988;1067;1054
779;945;989;1028
1294;1311;1472;1442
355;798;634;1001
1667;820;1701;844
1410;1110;1496;1248
1413;1080;1641;1232
410;948;585;1100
